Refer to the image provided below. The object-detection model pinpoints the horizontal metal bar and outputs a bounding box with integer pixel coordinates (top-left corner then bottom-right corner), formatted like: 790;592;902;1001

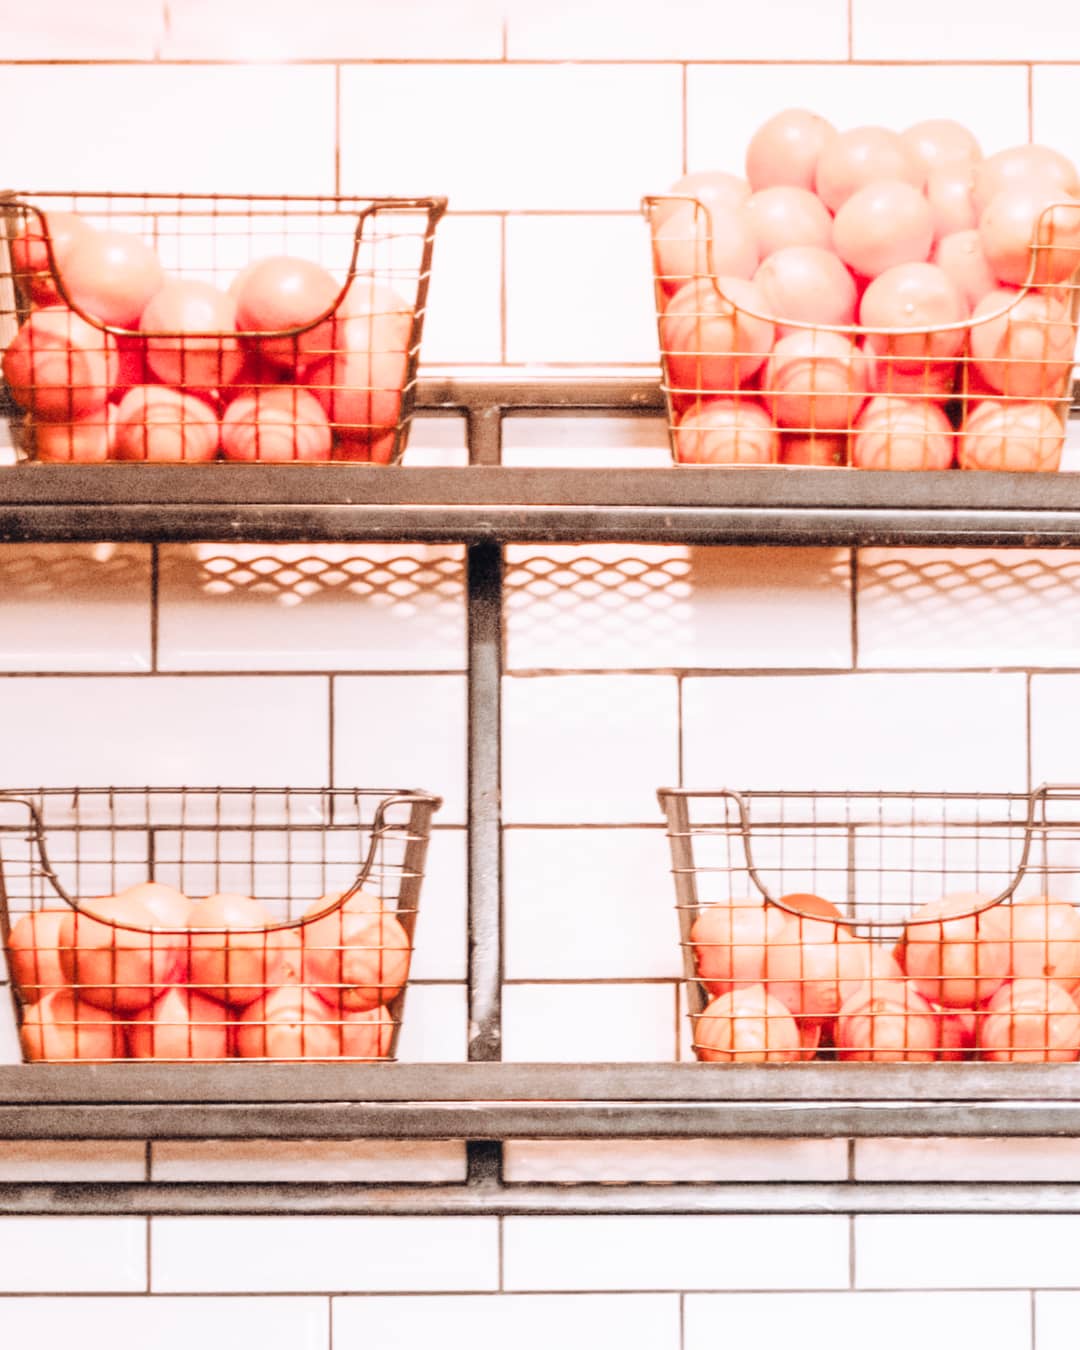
4;1180;1080;1216
415;372;668;414
6;1062;1080;1104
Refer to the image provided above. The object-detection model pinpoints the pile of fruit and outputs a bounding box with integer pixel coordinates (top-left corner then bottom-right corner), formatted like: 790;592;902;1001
4;880;410;1061
689;890;1080;1062
2;208;413;463
649;110;1080;470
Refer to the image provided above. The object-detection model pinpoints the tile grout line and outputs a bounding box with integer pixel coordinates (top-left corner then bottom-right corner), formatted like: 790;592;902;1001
149;544;160;675
1027;63;1035;141
847;0;854;60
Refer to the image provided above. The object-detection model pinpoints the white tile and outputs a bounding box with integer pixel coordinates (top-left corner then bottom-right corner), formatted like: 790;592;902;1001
857;1215;1080;1288
0;1297;328;1350
341;67;682;211
503;1215;849;1291
500;416;672;470
151;1217;498;1292
506;545;851;671
505;216;658;364
334;675;467;823
1038;1292;1080;1349
395;982;468;1061
1033;68;1080;198
0;0;162;56
0;1218;144;1291
686;1292;1030;1350
157;545;466;672
0;1141;145;1182
686;67;1028;179
855;0;1080;59
0;544;151;673
161;0;503;58
0;995;20;1064
858;549;1080;669
0;67;336;195
151;1140;465;1182
501;983;677;1062
399;415;470;468
507;0;846;59
682;674;1028;793
421;216;503;365
857;1137;1080;1182
502;675;679;824
334;1293;680;1350
504;1138;847;1183
504;828;679;979
1032;676;1080;787
0;676;329;787
409;828;466;982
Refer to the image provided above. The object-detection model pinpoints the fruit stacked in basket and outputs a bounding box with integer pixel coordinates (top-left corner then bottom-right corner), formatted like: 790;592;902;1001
645;110;1080;471
690;890;1080;1062
0;194;442;464
5;880;411;1061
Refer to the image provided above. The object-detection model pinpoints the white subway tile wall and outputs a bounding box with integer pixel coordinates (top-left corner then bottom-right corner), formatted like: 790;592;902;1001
3;2;1080;1339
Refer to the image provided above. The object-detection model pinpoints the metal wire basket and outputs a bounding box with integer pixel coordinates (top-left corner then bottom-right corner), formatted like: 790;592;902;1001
0;785;441;1062
643;194;1080;471
0;191;447;464
658;784;1080;1063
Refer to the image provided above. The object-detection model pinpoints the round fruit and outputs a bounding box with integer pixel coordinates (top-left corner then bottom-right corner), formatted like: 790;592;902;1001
763;329;869;432
221;386;333;462
745;108;838;192
187;893;301;1008
694;985;802;1062
11;211;94;307
959;399;1065;472
235;986;340;1060
651;200;759;297
899;891;1010;1007
112;385;220;462
689;898;792;996
57;894;187;1014
932;230;998;310
34;408;116;463
301;891;411;1012
341;1004;395;1060
60;228;165;328
20;990;123;1062
851;396;955;470
973;144;1080;215
969;287;1076;400
743;186;833;259
925;166;979;241
815;126;924;212
6;909;70;1002
139;278;243;388
859;262;967;370
3;306;119;421
979;978;1080;1062
833;180;934;278
835;978;939;1062
650;170;752;229
901;119;982;176
660;276;775;396
128;987;232;1060
979;186;1080;287
753;246;858;333
233;255;341;370
673;399;778;465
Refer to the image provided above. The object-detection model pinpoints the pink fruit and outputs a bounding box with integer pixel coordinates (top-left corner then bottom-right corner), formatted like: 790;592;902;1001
650;171;752;230
651;200;759;297
340;1004;395;1060
10;211;94;307
221;386;333;462
936;1005;978;1061
115;881;193;929
139;278;243;388
925;166;979;241
6;909;70;1002
763;329;869;432
187;893;301;1008
689;898;792;997
305;308;411;442
899;892;1010;1007
301;891;411;1012
979;186;1080;287
20;990;124;1062
973;144;1080;215
753;246;858;334
969;287;1076;400
60;228;165;328
660;276;775;397
745;108;838;193
128;987;232;1060
233;255;341;370
694;985;802;1063
3;306;119;421
235;986;340;1060
779;432;849;466
901;119;983;176
833;181;934;279
57;894;187;1015
815;126;924;212
980;895;1080;992
933;230;998;311
835;978;939;1062
859;262;967;371
852;396;955;471
959;399;1065;473
34;407;115;463
673;399;778;466
979;978;1080;1062
112;385;220;462
765;924;898;1023
743;186;833;259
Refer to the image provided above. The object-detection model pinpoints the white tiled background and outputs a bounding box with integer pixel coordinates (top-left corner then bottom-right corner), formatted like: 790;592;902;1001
3;0;1080;1343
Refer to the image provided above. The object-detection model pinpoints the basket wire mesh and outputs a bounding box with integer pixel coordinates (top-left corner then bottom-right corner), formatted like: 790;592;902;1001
0;785;441;1062
659;785;1080;1064
643;193;1080;471
0;191;447;464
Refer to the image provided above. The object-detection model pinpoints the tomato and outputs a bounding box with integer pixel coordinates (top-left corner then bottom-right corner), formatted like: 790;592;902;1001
650;170;752;231
779;432;850;466
973;144;1080;215
673;399;778;465
651;199;760;298
187;892;300;1009
815;126;924;212
10;211;94;307
743;187;833;259
59;228;165;328
305;308;411;442
139;278;243;388
233;255;341;371
694;985;802;1062
925;167;978;241
745;109;837;193
763;329;869;432
301;891;410;1012
901;119;982;177
969;287;1075;399
235;986;340;1060
340;1005;394;1060
979;978;1080;1062
859;262;967;374
57;894;187;1015
835;978;939;1062
899;892;1009;1007
6;909;70;1002
689;898;791;997
220;386;332;462
20;990;124;1062
932;230;998;311
852;396;955;471
128;987;232;1060
116;881;193;929
833;180;934;279
753;245;858;334
3;305;119;421
660;276;775;398
112;385;220;462
34;407;115;463
978;186;1080;287
959;399;1065;472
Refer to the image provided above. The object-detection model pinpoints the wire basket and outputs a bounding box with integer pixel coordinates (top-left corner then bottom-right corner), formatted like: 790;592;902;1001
658;784;1080;1063
0;785;441;1063
643;194;1080;471
0;191;447;465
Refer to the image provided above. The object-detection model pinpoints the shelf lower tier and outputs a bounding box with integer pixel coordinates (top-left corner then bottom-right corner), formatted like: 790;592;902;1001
3;1062;1080;1140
